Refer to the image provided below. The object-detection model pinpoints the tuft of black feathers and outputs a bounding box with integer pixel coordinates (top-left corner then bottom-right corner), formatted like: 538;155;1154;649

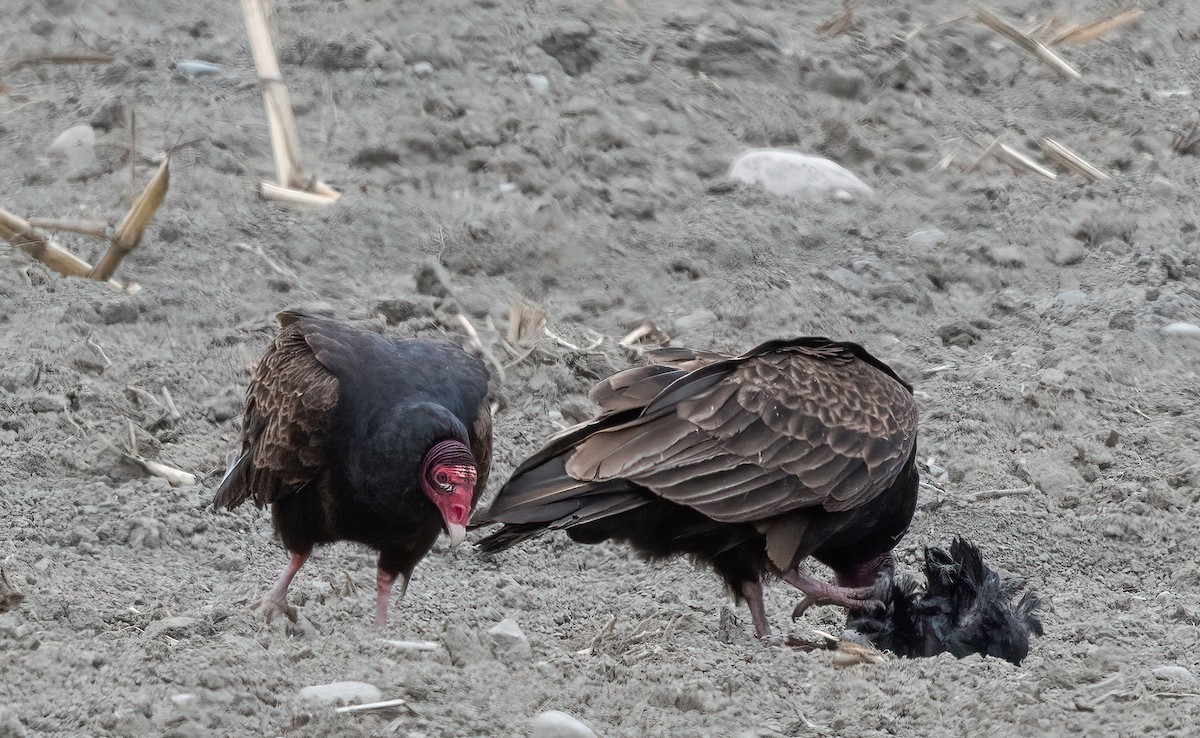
845;537;1043;665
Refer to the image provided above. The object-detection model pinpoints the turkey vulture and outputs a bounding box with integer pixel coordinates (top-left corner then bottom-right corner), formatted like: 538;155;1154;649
476;337;919;639
845;537;1043;665
214;311;492;626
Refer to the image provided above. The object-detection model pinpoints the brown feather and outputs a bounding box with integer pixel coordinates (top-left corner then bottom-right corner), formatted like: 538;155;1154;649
545;340;916;523
214;317;339;510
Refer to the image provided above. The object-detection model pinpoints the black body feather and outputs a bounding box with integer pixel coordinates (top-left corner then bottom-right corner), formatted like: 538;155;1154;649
845;537;1044;665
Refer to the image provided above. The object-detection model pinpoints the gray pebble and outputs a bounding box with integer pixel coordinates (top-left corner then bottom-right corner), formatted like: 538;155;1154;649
144;616;199;639
1152;665;1195;682
1147;177;1177;198
1050;240;1086;266
27;393;66;413
487;618;532;661
441;621;493;667
375;297;434;325
0;708;25;738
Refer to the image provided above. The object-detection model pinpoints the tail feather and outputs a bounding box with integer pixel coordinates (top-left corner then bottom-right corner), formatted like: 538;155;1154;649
212;451;252;510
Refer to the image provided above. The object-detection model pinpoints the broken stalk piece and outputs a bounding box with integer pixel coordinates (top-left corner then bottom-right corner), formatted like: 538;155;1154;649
240;0;340;206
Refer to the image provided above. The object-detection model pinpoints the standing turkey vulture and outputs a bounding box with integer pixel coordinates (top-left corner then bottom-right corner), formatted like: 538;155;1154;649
476;337;919;639
214;311;492;627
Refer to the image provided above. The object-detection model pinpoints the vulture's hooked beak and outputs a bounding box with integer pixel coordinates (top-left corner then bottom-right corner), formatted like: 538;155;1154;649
447;522;467;548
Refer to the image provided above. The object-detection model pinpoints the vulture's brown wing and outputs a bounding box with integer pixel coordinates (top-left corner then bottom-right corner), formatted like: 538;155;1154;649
213;312;340;510
564;340;917;523
589;347;732;414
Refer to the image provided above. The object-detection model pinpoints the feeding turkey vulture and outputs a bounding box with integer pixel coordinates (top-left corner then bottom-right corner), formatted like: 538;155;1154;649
214;310;492;627
476;337;920;639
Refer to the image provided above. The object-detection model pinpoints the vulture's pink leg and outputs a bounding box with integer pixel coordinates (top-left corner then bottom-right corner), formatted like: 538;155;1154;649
782;570;878;620
257;553;308;623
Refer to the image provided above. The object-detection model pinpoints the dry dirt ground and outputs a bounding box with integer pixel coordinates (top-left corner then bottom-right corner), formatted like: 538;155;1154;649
2;0;1199;736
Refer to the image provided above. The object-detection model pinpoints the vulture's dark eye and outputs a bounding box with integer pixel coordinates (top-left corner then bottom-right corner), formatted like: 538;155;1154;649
434;471;451;487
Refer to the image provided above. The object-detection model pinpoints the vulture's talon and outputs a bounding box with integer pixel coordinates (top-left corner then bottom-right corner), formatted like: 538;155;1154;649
254;594;298;624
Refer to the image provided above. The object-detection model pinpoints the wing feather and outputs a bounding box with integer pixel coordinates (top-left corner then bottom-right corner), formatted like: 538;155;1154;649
559;339;917;523
213;314;339;510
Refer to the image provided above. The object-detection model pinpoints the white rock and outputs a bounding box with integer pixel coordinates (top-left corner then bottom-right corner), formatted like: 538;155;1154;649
299;681;382;705
47;125;99;175
170;693;197;707
1162;322;1200;339
412;61;434;77
488;618;532;660
531;710;597;738
525;74;550;94
1152;665;1196;682
729;150;872;202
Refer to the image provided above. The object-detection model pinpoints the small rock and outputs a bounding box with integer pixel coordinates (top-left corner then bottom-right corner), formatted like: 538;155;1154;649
1147;177;1177;198
0;708;27;738
441;621;493;666
0;568;24;614
70;347;108;376
1108;310;1136;331
170;693;198;707
487;618;532;661
414;260;453;298
98;301;139;325
811;64;868;100
530;710;597;738
144;616;199;639
27;393;66;413
299;681;383;705
0;362;39;391
559;396;593;425
1162;322;1200;339
729;150;872;202
350;146;401;169
524;74;550;94
374;297;434;325
938;322;982;349
1039;368;1068;387
1152;666;1195;682
539;20;599;76
47;125;100;177
985;244;1026;268
674;309;717;339
1050;240;1086;266
412;61;434;77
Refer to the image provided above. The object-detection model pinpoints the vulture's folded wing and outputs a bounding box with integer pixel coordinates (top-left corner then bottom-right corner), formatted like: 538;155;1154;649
214;311;340;510
564;340;918;522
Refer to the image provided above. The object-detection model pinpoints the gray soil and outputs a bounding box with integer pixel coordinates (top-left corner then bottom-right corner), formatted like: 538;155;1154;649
2;0;1199;736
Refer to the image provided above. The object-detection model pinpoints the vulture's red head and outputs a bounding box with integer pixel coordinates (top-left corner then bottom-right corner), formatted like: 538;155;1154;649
420;439;478;547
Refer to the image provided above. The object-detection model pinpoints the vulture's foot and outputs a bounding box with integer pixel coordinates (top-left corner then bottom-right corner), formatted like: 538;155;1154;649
781;571;881;620
254;552;308;624
254;592;298;624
